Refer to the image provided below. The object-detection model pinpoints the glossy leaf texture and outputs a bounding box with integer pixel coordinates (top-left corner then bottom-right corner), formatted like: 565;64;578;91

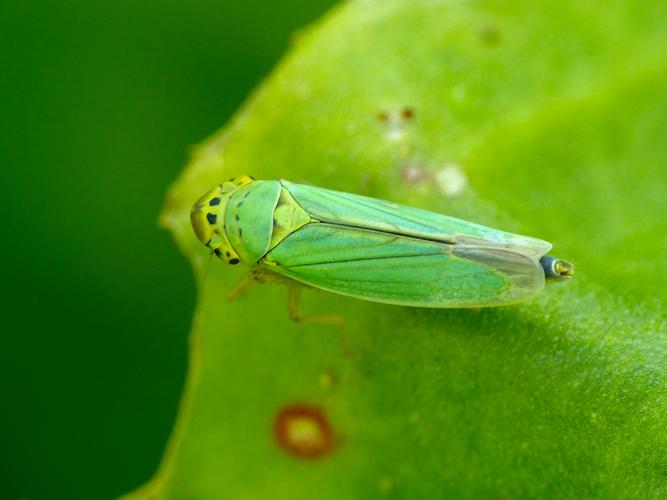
126;0;667;498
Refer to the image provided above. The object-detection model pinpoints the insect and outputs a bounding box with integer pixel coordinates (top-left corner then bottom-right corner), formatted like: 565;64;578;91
191;175;574;308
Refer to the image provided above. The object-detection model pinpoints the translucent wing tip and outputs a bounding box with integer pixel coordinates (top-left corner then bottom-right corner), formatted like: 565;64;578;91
540;255;575;281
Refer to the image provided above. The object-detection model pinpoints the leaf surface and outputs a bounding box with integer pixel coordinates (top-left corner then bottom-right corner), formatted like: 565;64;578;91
127;1;667;498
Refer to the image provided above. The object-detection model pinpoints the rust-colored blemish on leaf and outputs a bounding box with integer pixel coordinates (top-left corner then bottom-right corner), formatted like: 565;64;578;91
401;106;415;120
274;404;335;459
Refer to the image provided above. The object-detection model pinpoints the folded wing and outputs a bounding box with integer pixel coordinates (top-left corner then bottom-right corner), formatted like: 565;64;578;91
262;223;545;308
281;181;552;259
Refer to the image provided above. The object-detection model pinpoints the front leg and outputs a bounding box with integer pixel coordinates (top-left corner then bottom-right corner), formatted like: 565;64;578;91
226;268;290;302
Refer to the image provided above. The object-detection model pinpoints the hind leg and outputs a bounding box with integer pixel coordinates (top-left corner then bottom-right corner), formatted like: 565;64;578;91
288;286;351;356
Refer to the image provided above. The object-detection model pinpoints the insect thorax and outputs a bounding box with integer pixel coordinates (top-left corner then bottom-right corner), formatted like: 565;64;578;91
192;176;312;266
224;180;311;265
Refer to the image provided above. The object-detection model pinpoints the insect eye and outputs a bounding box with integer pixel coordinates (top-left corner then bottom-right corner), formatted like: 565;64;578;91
229;258;240;265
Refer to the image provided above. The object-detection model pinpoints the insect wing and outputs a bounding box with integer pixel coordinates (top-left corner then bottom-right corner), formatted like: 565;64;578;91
280;181;551;258
263;223;544;308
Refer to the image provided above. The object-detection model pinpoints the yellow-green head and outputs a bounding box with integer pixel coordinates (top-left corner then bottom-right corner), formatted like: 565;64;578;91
190;175;255;264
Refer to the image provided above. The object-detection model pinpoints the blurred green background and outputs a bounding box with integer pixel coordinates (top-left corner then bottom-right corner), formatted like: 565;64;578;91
1;1;336;499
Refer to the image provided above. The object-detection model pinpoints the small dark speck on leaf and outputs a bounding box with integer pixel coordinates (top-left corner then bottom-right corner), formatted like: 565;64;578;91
377;110;390;123
274;404;335;459
401;107;415;120
480;24;501;46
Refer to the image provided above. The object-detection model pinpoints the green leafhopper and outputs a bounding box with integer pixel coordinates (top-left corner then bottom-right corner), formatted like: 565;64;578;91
191;176;574;308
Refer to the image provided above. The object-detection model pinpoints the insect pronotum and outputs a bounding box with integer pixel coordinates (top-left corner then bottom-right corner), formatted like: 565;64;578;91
191;176;574;308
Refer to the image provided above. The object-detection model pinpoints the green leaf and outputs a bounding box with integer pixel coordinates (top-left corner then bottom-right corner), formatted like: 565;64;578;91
126;0;667;498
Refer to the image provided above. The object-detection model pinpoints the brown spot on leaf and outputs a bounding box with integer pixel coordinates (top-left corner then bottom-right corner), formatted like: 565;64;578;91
480;24;501;46
377;110;390;123
401;107;415;120
274;404;335;459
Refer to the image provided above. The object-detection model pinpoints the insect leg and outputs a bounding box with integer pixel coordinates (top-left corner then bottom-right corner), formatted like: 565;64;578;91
226;268;295;302
225;273;257;302
287;286;351;356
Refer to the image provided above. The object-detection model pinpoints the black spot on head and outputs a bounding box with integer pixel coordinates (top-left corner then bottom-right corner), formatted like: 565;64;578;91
237;201;244;208
234;214;240;221
209;197;221;206
206;213;217;225
243;191;250;199
238;228;243;238
213;248;222;257
225;251;231;257
229;258;240;265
